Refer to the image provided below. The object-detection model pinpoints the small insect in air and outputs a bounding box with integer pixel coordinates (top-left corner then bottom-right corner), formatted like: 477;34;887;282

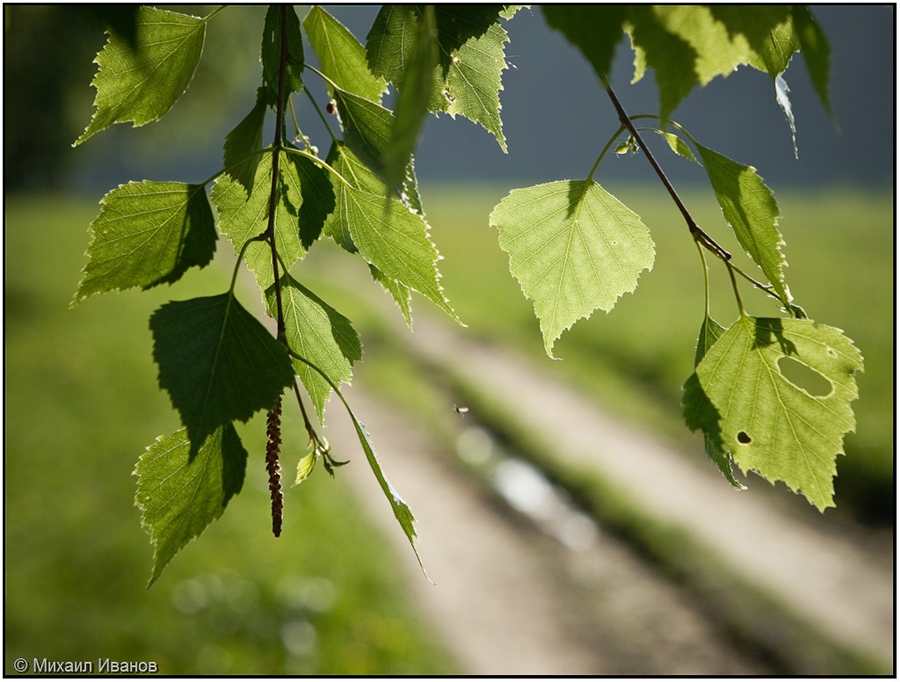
453;405;469;417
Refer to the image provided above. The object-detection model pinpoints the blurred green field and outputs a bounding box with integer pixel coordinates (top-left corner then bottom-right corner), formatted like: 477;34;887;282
415;182;894;523
4;184;892;674
4;196;457;675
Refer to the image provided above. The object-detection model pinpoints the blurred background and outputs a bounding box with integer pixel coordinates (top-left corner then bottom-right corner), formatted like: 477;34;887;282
5;4;894;675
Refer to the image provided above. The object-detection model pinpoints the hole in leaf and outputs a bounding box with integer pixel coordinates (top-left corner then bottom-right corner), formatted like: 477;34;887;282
777;356;833;397
737;431;752;444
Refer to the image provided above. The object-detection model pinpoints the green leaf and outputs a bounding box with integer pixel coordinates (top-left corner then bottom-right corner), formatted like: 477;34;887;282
347;410;426;577
542;5;628;79
626;6;699;124
265;274;362;422
656;130;700;165
223;89;268;197
150;293;294;454
383;5;439;197
326;87;424;211
710;6;795;78
683;316;864;511
212;151;304;292
687;315;743;488
294;354;426;577
369;264;414;329
303;6;387;103
135;424;247;587
72;182;216;306
695;143;791;306
693;314;727;368
295;452;317;485
367;5;516;151
261;5;304;103
791;6;834;121
330;86;395;186
490;180;655;357
705;7;800;154
365;5;417;85
284;152;336;250
74;6;206;146
626;6;796;123
324;142;457;323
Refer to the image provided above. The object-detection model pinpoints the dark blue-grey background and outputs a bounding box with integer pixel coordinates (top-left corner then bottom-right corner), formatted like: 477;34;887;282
410;4;895;188
68;4;894;191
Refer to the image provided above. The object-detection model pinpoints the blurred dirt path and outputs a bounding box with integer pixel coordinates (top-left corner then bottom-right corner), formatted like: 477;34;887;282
329;386;764;675
397;316;893;668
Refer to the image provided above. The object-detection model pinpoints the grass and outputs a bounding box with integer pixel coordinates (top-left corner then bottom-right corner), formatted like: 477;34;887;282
6;182;890;673
4;195;458;675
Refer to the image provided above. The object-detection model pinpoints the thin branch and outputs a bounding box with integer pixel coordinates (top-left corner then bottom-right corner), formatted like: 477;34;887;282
598;74;731;263
266;6;291;344
281;146;354;189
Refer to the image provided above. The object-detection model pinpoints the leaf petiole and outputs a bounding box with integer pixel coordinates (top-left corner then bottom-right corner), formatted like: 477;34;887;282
281;146;353;189
231;233;268;294
303;86;341;147
199;148;271;188
201;6;226;23
587;124;627;182
726;260;746;317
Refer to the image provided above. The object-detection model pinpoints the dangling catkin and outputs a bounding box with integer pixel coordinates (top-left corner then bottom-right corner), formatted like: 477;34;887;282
265;395;283;537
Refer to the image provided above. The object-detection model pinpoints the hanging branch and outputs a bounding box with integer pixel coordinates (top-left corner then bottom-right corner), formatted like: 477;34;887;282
598;74;731;263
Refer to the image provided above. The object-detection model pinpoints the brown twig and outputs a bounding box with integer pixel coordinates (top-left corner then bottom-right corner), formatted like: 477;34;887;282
598;74;731;263
266;395;284;537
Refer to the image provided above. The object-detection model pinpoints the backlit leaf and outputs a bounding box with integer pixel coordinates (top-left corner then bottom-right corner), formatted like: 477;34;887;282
625;6;699;124
543;5;629;80
303;5;387;103
284;152;336;250
367;5;517;151
712;6;795;78
72;181;216;306
687;315;743;488
295;359;426;578
656;130;700;165
695;143;791;306
370;265;413;328
683;316;863;511
135;424;247;587
324;142;456;323
212;151;304;292
295;452;317;485
75;6;206;146
792;6;834;121
261;5;304;103
150;293;294;454
383;5;438;197
430;5;517;151
491;180;655;357
331;87;395;186
625;6;801;124
265;274;362;422
365;5;417;85
347;410;425;577
222;89;268;197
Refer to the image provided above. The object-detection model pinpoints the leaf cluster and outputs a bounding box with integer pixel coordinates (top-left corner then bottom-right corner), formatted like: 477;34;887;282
71;5;861;585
